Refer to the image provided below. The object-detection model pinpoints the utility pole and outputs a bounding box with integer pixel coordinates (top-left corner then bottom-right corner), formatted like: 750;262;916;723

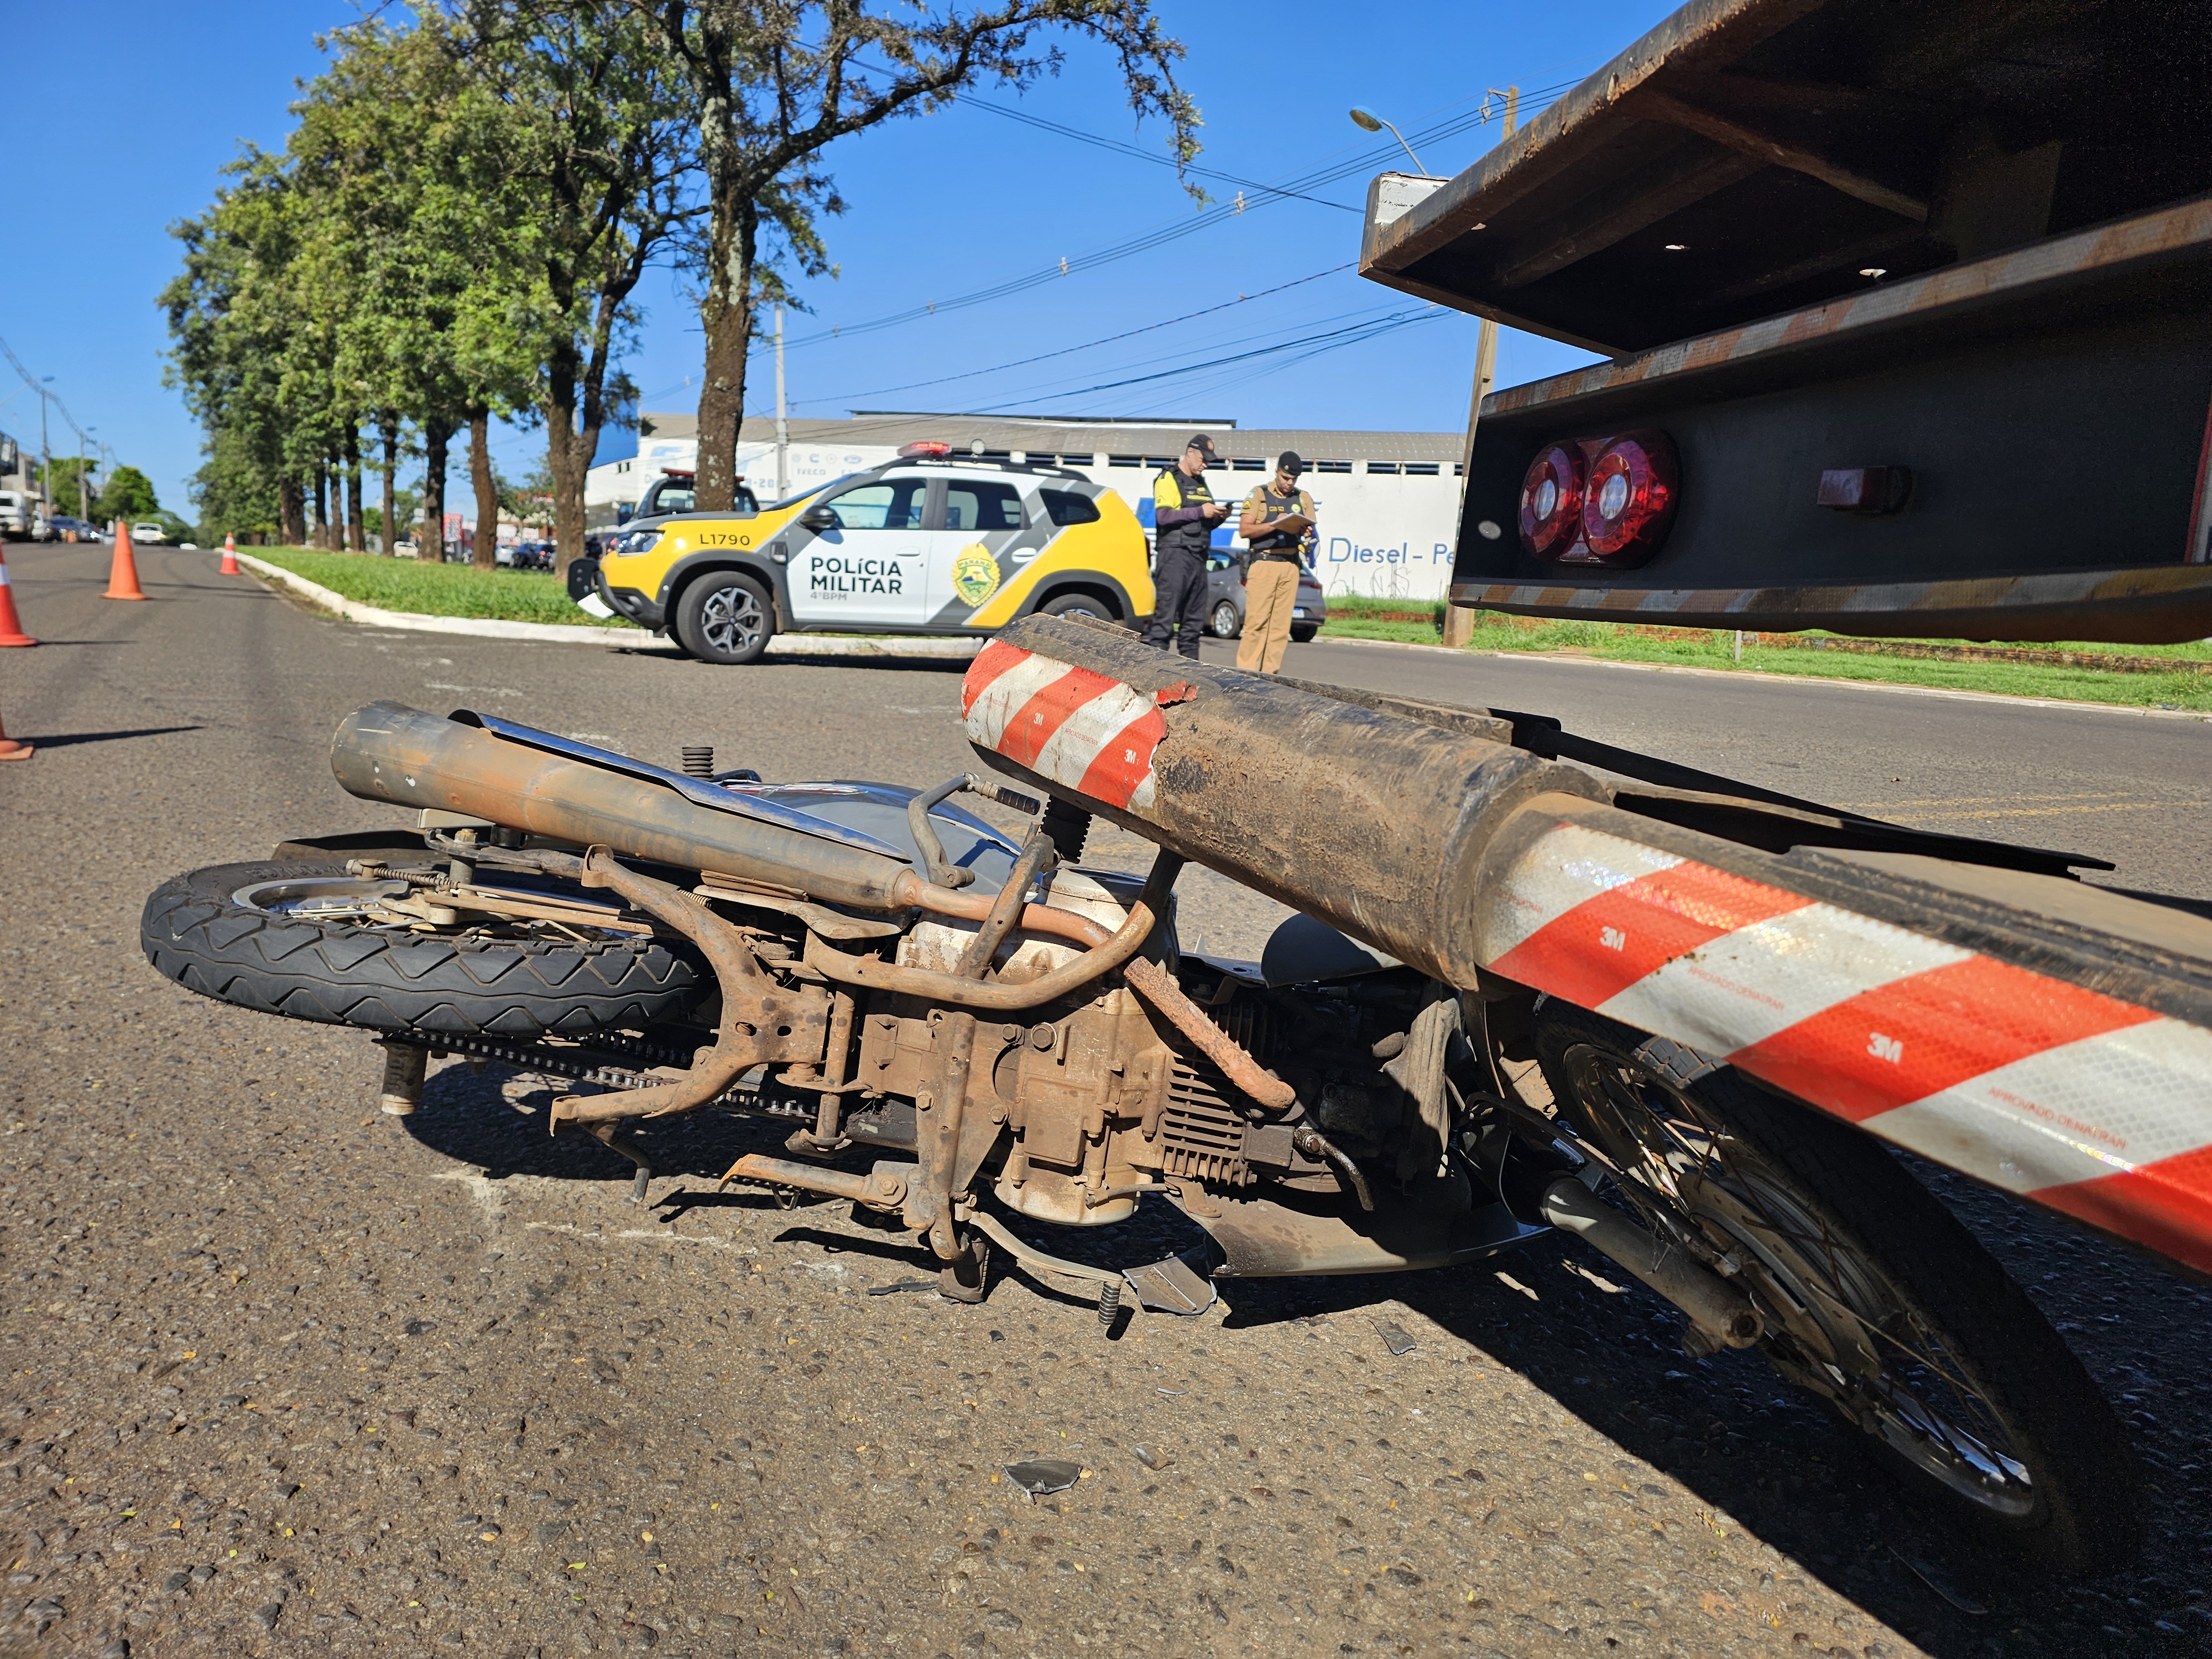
1444;86;1519;650
774;305;789;503
36;379;51;526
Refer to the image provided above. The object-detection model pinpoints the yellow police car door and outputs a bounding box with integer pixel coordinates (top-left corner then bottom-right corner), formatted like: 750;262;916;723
789;474;930;627
925;476;1027;627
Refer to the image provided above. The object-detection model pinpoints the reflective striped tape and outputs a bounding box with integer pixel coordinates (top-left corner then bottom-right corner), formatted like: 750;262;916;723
1481;818;2212;1272
962;641;1165;813
957;649;2212;1272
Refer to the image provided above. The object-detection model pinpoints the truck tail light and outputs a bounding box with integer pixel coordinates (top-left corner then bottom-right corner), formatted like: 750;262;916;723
1580;432;1679;560
1518;444;1584;557
1517;430;1681;567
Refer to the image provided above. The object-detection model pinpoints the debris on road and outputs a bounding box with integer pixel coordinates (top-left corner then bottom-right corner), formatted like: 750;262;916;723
1003;1459;1082;1501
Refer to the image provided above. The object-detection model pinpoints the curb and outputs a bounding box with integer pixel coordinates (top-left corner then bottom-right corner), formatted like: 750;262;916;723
1303;629;2212;722
237;554;985;658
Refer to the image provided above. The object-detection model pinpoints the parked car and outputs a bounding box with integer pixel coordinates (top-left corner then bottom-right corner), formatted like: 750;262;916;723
0;492;33;539
574;442;1152;664
1202;549;1326;643
46;514;97;544
131;521;169;545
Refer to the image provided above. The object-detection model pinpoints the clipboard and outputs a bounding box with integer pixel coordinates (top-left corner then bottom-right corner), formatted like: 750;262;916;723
1250;512;1312;538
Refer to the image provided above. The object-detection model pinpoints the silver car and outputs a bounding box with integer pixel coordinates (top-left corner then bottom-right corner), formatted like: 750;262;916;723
1203;549;1326;642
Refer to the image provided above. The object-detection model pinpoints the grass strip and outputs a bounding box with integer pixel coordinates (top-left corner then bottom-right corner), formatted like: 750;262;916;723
252;546;638;629
1314;604;2212;713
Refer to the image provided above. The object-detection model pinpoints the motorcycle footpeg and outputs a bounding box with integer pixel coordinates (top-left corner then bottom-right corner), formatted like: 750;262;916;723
938;1234;993;1304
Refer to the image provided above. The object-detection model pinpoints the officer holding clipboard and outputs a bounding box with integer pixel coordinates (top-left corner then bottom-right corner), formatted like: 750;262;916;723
1234;451;1316;674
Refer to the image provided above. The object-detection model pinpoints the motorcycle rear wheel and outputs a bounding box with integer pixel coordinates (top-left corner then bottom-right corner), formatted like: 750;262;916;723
142;859;703;1037
1532;999;2141;1573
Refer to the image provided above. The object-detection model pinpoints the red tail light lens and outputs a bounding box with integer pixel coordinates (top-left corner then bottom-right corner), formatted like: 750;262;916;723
1517;444;1584;557
1580;432;1679;561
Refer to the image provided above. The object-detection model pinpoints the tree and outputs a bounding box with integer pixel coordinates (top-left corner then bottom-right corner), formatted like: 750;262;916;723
98;465;163;524
625;0;1198;511
40;456;100;521
457;2;705;573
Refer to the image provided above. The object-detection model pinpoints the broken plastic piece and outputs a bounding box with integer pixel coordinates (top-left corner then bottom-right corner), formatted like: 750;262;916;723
1374;1319;1418;1356
1003;1458;1081;1500
866;1280;938;1297
1121;1254;1217;1317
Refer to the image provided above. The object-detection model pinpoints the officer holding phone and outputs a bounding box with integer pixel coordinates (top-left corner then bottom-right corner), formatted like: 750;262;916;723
1143;434;1228;659
1234;450;1316;674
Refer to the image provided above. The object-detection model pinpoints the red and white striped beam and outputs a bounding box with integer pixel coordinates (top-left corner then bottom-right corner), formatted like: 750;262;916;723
962;638;2212;1276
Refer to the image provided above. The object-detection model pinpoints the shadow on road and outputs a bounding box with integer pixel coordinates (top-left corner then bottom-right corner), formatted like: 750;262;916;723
400;1056;2198;1657
23;724;205;748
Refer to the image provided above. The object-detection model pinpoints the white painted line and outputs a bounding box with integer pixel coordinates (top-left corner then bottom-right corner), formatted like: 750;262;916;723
523;1218;757;1254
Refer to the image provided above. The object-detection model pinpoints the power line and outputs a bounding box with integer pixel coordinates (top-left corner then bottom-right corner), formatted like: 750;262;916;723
980;304;1443;411
792;263;1355;409
777;75;1584;353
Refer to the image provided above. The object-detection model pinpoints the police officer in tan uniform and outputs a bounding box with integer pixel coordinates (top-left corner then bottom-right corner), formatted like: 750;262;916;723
1234;451;1316;674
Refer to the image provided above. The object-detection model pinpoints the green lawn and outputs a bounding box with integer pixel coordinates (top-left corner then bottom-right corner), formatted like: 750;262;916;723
246;550;2209;712
1314;601;2212;713
250;546;639;629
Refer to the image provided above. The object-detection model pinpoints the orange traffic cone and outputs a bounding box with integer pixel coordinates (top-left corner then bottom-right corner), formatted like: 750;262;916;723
220;533;240;576
0;543;35;647
0;685;29;761
103;520;147;601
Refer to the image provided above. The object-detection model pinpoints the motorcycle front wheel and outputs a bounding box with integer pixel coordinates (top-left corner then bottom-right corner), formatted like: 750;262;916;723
1532;1000;2142;1573
143;859;704;1037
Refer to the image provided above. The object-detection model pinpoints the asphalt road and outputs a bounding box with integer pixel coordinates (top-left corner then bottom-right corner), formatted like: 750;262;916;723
1;541;2209;1659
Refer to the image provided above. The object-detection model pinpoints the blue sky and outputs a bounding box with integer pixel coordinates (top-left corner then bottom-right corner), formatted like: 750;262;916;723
0;1;1677;513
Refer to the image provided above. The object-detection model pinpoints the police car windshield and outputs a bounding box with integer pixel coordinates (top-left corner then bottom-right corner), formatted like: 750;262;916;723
764;474;864;512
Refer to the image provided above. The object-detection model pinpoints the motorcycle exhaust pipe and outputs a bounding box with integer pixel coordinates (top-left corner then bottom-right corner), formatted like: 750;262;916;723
1539;1177;1764;1350
329;701;913;910
959;616;1605;987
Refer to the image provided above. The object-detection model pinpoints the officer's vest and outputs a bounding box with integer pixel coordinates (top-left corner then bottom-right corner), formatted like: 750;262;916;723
1152;468;1215;561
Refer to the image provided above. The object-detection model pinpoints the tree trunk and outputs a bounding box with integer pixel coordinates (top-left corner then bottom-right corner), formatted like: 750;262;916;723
379;413;399;555
469;409;499;571
543;360;598;582
312;461;330;549
421;416;451;562
343;425;366;552
279;477;306;546
693;188;758;514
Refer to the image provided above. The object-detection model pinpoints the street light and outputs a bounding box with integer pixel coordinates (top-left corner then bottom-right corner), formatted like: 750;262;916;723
1348;107;1428;176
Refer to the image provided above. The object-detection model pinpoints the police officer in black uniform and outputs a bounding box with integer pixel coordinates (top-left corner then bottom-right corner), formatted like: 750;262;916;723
1142;434;1226;658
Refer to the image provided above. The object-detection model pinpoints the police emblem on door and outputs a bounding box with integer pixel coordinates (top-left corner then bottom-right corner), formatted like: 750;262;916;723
952;545;1001;607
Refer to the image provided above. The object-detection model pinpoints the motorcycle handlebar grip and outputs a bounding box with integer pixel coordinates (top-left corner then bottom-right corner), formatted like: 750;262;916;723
964;776;1041;816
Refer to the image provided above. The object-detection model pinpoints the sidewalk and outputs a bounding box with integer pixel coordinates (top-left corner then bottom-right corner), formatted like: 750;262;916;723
238;554;984;658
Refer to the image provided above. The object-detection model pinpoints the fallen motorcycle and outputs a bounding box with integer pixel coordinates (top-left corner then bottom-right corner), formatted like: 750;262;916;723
143;622;2147;1573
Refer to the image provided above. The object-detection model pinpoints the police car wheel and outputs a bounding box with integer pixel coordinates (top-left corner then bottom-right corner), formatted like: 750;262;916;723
1210;599;1241;639
1040;592;1117;623
677;571;774;665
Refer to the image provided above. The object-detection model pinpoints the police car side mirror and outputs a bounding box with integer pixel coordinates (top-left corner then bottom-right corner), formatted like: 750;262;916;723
799;506;838;533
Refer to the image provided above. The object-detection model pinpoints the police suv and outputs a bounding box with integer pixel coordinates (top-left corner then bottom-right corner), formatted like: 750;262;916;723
569;442;1155;664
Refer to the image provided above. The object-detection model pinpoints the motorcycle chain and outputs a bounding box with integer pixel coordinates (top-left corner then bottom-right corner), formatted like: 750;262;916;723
385;1027;832;1121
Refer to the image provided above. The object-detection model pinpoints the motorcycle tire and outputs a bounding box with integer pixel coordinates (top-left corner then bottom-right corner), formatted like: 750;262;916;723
142;859;704;1037
1532;999;2142;1574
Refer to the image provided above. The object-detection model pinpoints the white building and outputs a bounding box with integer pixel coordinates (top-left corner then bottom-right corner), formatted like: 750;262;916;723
587;411;1467;602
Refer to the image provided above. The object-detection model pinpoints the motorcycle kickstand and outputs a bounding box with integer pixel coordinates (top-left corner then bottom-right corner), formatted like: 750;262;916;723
587;1123;654;1206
